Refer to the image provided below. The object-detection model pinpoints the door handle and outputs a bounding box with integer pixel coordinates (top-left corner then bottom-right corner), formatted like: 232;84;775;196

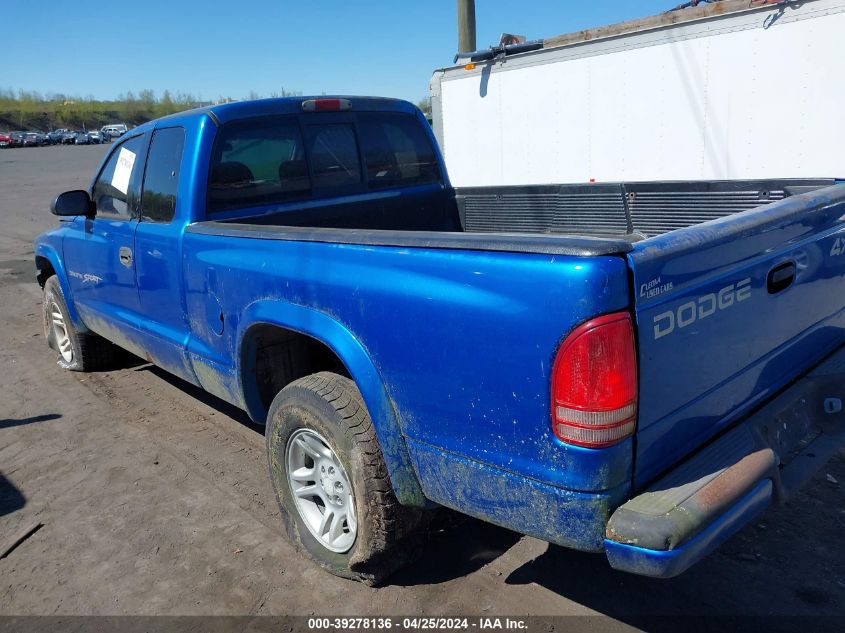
119;246;133;268
767;261;795;294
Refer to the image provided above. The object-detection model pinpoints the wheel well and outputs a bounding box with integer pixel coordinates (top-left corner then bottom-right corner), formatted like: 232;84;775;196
241;324;350;423
35;256;55;287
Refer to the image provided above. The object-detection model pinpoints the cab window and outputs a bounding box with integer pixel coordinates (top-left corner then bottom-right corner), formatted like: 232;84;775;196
92;135;145;219
140;127;185;223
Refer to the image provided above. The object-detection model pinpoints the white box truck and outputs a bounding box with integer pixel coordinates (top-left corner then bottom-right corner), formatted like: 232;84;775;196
430;0;845;187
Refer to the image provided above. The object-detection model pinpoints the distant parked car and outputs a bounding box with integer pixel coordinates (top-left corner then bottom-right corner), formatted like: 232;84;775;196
87;130;101;144
101;123;128;141
0;133;11;148
9;132;26;148
73;131;92;145
61;131;77;145
23;132;48;147
48;129;70;144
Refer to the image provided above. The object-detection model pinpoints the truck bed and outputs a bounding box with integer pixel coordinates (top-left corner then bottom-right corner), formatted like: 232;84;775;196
455;179;837;239
199;178;836;243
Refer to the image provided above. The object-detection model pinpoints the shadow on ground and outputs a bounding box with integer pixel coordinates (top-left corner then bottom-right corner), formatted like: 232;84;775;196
0;413;61;430
505;541;841;628
134;363;262;431
391;515;522;586
0;472;26;517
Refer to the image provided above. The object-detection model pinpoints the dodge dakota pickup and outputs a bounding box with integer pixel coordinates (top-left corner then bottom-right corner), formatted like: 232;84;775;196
35;96;845;584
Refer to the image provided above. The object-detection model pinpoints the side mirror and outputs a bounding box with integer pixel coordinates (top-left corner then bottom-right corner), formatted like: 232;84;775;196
51;190;93;217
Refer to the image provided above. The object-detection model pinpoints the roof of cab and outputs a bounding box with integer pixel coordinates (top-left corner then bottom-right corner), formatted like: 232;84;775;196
131;96;419;133
207;96;417;124
154;96;413;125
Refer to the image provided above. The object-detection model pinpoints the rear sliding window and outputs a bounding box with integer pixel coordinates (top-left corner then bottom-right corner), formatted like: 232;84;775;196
306;123;362;189
207;112;440;214
357;113;440;190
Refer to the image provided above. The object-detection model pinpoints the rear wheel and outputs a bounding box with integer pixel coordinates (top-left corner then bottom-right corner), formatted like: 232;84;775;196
42;276;118;371
266;372;426;585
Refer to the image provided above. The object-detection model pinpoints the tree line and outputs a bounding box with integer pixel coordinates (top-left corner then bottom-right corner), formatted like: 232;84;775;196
0;88;302;132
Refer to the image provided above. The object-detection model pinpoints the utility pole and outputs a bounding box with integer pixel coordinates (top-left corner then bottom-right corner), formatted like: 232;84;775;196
457;0;477;53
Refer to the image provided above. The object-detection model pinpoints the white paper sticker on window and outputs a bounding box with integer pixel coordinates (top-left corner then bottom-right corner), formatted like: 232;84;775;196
111;147;136;195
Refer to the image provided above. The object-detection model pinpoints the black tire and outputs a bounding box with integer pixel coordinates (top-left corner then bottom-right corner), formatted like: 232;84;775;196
266;372;426;585
42;275;118;371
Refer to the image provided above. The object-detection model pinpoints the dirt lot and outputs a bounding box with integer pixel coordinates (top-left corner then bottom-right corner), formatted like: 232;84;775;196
1;145;844;625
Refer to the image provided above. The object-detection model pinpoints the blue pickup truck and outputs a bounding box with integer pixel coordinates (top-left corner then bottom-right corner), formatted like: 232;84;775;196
35;96;845;584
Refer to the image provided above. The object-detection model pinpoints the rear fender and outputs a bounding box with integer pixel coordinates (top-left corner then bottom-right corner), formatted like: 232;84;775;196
237;300;426;506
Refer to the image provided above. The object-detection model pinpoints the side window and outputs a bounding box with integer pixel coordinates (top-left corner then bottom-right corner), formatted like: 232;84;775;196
208;117;308;213
305;124;362;189
358;114;441;190
141;127;185;223
92;135;145;219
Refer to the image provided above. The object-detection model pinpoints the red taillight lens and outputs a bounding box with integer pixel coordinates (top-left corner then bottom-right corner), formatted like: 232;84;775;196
551;312;637;448
301;98;352;112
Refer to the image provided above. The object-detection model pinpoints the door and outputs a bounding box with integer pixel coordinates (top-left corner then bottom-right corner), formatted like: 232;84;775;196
133;126;197;383
62;133;147;345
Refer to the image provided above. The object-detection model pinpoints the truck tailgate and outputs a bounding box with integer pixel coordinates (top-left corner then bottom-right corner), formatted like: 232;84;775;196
629;184;845;486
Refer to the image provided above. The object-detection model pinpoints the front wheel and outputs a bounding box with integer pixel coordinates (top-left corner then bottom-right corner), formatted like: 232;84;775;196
42;276;118;371
266;372;426;585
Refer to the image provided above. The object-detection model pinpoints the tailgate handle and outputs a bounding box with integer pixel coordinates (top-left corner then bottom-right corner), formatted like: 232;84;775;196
767;261;795;294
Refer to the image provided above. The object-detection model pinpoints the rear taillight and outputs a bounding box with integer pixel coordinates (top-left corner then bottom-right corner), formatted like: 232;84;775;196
551;312;637;448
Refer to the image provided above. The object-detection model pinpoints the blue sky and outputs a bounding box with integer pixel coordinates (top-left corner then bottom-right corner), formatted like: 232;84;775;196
4;1;671;103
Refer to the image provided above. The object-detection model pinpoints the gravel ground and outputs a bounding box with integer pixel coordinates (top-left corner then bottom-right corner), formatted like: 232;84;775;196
0;144;843;626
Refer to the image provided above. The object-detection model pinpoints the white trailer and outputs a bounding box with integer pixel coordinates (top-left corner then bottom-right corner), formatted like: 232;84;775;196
431;0;845;187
